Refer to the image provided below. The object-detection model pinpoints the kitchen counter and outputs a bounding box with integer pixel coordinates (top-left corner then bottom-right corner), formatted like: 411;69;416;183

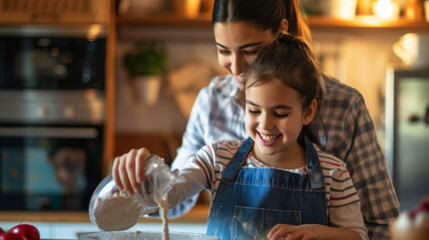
1;205;210;239
0;204;210;223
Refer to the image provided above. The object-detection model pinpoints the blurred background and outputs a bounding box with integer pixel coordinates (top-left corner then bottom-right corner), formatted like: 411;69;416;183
0;0;428;238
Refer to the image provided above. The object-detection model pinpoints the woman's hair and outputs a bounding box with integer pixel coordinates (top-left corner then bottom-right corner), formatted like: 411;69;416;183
212;0;311;43
244;34;323;145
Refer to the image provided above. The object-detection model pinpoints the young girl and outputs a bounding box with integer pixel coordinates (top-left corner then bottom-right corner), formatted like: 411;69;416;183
141;35;368;240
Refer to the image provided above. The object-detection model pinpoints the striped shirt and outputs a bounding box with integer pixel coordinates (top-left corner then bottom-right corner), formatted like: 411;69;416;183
171;74;399;239
169;140;368;240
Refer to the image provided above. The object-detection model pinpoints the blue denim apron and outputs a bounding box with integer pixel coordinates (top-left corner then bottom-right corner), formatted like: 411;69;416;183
206;137;327;240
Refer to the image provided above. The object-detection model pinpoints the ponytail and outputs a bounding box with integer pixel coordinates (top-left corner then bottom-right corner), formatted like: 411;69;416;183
282;0;312;43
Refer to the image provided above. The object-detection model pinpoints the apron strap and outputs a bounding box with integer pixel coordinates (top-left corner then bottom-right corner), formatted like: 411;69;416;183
222;137;254;180
305;137;325;190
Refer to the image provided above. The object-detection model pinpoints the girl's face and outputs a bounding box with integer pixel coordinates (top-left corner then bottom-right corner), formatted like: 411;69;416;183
213;22;278;89
244;79;316;159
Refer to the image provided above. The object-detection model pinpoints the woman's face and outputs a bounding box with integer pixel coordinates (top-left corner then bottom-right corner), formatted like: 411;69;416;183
213;22;278;89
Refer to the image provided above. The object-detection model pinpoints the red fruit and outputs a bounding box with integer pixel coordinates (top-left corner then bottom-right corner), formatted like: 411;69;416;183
416;199;429;212
8;224;39;240
409;209;418;219
0;232;28;240
408;199;429;219
0;227;4;234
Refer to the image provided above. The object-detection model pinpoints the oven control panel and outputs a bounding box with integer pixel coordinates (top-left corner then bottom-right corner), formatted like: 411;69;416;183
0;0;110;24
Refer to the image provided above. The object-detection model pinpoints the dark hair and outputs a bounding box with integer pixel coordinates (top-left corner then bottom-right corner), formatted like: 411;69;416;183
212;0;311;43
244;34;322;145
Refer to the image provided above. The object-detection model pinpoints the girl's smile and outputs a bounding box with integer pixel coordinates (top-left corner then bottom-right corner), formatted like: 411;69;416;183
257;131;282;146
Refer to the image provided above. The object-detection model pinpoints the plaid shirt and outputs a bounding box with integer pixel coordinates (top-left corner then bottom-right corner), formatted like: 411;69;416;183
171;74;399;239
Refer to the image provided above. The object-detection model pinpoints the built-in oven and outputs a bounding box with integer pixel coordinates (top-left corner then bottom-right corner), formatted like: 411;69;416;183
0;25;106;211
0;25;106;89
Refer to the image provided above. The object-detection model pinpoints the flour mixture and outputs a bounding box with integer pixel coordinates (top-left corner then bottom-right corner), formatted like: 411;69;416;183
92;190;143;231
158;197;170;240
88;155;188;238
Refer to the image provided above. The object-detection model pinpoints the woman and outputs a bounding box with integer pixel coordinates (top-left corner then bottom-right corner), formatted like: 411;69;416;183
112;0;399;239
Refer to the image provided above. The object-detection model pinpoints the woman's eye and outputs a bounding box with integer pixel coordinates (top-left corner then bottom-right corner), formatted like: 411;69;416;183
218;49;230;54
248;109;260;114
243;49;259;55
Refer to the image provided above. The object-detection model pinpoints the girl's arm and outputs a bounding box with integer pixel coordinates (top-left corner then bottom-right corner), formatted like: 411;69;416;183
326;161;368;240
267;224;361;240
166;144;216;208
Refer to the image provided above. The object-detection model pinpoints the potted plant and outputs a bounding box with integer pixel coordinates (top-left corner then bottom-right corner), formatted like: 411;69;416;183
123;41;168;105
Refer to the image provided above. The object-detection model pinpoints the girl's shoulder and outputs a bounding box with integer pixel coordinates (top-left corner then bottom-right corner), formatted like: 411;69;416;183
211;139;245;156
314;146;348;170
199;140;244;167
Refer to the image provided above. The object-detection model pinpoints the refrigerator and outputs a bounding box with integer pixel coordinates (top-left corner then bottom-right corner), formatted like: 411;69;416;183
385;67;429;211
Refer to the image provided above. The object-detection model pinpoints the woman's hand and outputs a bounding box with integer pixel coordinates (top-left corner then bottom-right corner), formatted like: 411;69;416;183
267;224;319;240
112;148;151;196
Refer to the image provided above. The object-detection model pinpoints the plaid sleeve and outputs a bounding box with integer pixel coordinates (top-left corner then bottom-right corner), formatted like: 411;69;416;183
167;87;211;218
312;76;400;239
172;87;211;171
342;91;399;239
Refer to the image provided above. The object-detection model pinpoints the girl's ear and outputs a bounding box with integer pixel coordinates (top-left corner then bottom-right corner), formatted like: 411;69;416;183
279;18;289;35
303;99;317;125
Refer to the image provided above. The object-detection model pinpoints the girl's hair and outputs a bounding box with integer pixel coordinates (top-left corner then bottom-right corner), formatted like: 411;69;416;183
212;0;311;43
244;34;323;145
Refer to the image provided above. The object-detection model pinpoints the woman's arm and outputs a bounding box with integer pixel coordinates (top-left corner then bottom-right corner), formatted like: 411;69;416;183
341;93;398;238
315;76;399;239
165;87;212;218
172;88;211;170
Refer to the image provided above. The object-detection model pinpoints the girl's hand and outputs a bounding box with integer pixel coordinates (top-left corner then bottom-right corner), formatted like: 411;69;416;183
112;148;151;196
267;224;319;240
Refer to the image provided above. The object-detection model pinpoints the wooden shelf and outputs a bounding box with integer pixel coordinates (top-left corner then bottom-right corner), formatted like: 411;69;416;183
116;14;429;30
307;16;429;30
116;13;212;28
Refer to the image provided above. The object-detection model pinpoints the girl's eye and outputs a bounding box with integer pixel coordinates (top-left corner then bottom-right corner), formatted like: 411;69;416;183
274;113;289;118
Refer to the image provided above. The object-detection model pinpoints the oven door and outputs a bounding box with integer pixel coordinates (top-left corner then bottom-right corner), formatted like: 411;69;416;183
0;25;106;90
0;124;103;211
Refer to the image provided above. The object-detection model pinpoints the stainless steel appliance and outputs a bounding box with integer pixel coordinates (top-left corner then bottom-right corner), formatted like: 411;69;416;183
0;24;106;211
385;67;429;211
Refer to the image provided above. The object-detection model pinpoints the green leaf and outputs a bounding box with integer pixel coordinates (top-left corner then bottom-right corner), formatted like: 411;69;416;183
123;41;168;77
